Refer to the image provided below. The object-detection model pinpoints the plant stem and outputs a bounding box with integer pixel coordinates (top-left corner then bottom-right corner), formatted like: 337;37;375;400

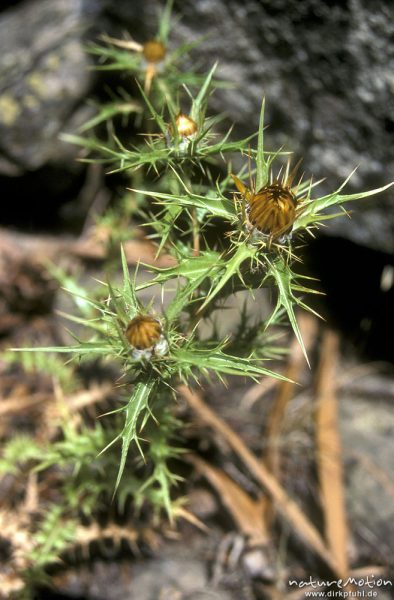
191;207;200;256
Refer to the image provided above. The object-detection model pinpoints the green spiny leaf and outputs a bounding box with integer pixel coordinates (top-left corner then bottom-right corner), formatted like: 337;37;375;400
136;81;168;134
138;250;221;289
294;181;393;232
173;346;289;381
130;188;237;221
199;244;257;310
190;62;217;128
114;378;157;493
265;257;310;365
158;0;174;44
12;342;114;356
121;245;141;316
77;100;141;133
256;98;269;190
47;263;99;318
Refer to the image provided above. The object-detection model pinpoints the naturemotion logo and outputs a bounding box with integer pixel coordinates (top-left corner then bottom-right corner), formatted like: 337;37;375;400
288;575;392;598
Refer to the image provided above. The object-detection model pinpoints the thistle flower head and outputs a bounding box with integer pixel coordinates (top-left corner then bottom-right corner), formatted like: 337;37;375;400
232;159;304;241
126;315;162;349
125;315;168;361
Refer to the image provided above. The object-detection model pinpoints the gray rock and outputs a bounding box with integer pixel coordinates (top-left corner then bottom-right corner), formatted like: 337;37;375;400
0;0;98;172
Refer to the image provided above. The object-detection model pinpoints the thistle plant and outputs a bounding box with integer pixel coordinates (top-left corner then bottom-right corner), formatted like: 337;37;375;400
15;86;391;510
2;2;393;596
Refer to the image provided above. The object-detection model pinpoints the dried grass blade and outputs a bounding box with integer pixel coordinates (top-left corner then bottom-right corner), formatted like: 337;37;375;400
187;453;269;545
265;312;318;474
314;329;348;578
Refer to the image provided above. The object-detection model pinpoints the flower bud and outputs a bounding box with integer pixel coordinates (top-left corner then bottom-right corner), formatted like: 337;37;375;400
173;113;198;138
142;40;166;63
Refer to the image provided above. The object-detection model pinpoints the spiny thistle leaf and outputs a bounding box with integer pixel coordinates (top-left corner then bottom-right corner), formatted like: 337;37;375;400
27;505;77;568
153;463;175;519
12;341;114;356
60;132;118;163
158;0;174;44
256;98;269;191
138;250;221;289
0;436;42;475
166;35;207;64
201;132;258;157
77;100;142;133
114;378;157;493
190;62;217;129
265;257;310;365
121;245;141;316
55;311;110;335
294;180;393;232
136;81;168;135
47;263;100;318
108;146;171;174
130;188;237;221
172;346;289;381
87;43;142;71
199;244;257;310
165;272;211;321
